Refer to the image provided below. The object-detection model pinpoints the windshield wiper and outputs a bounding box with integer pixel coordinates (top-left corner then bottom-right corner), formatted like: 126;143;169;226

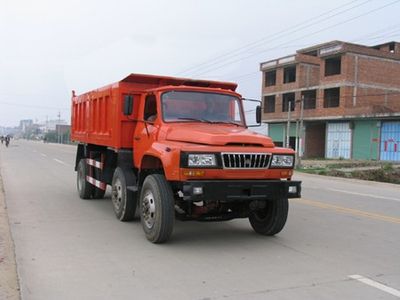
208;121;242;126
177;117;212;123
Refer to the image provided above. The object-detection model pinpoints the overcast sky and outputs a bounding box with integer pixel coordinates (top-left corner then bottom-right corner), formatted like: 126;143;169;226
0;0;400;127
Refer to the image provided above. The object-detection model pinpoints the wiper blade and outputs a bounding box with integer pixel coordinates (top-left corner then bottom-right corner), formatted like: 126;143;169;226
208;121;241;126
177;117;212;123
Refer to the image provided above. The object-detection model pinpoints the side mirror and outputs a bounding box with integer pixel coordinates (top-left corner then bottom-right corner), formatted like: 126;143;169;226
242;98;262;127
123;95;133;115
256;105;262;124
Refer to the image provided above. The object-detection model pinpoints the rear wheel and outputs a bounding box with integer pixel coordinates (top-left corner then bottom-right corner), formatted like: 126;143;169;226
140;174;175;243
77;159;94;199
248;196;288;236
111;167;137;221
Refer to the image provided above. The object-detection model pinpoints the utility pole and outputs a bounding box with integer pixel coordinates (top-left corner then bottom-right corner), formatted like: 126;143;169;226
57;112;61;144
286;101;292;148
298;95;305;167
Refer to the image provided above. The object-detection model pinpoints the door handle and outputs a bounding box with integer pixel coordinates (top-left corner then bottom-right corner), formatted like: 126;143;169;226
134;136;141;141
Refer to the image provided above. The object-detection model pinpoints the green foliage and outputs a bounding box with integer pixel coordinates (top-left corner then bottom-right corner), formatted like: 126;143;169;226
382;163;393;171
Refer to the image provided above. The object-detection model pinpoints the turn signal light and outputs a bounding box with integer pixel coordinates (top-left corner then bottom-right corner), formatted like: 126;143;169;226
281;170;293;177
182;170;205;177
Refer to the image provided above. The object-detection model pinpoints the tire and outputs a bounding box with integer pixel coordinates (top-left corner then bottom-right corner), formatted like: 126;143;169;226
92;168;106;199
140;174;175;243
111;167;137;221
248;196;289;236
77;159;94;199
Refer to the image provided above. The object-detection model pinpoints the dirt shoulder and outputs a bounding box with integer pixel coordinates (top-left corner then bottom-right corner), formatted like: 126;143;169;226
0;173;20;300
298;160;400;184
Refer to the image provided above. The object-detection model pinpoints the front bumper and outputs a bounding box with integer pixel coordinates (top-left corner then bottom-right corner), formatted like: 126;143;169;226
180;180;301;202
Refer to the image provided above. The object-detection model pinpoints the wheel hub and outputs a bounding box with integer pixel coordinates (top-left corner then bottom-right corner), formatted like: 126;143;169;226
142;190;156;229
112;179;123;210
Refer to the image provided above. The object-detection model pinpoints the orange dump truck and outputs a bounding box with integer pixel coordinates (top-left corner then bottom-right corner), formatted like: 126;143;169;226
71;73;301;243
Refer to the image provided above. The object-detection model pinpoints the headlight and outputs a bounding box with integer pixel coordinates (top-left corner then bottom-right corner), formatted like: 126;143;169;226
188;154;217;167
270;155;294;168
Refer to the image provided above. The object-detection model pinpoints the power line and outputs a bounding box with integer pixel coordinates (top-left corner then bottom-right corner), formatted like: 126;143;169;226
228;24;400;82
176;0;368;76
191;0;400;77
350;22;400;42
0;101;69;111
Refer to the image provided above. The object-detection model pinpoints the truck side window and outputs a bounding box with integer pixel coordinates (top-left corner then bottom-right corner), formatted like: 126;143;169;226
144;95;157;121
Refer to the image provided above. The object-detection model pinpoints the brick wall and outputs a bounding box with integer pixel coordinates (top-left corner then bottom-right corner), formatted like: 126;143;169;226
261;43;400;122
357;55;400;86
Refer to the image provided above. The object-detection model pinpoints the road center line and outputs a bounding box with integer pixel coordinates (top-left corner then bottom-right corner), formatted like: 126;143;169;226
291;198;400;224
40;153;47;157
348;275;400;298
53;158;68;166
326;188;400;202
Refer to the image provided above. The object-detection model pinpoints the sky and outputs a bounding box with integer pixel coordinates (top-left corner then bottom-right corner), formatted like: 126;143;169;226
1;0;400;127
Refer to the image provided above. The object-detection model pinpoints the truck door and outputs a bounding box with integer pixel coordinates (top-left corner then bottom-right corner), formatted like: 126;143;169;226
133;94;159;167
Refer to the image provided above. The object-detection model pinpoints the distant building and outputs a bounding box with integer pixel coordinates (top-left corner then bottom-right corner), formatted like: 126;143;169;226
56;124;70;134
260;40;400;161
19;119;33;133
55;124;71;143
45;119;68;132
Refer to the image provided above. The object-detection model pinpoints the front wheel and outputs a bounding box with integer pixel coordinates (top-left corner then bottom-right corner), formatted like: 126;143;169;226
140;174;175;243
248;196;288;236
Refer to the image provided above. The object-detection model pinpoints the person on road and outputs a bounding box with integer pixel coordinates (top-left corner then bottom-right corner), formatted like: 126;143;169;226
5;135;10;147
0;136;4;144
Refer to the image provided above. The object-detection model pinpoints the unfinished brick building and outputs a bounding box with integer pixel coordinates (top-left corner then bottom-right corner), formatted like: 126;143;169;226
260;40;400;161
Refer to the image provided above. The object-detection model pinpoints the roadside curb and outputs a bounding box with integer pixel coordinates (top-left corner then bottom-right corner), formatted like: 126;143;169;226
294;171;400;189
0;168;20;299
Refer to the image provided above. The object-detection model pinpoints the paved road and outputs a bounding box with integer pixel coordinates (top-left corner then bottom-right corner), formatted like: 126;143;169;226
0;140;399;300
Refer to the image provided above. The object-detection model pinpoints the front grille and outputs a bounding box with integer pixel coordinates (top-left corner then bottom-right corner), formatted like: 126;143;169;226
222;153;271;169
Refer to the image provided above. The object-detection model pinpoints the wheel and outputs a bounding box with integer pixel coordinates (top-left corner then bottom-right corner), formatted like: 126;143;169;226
77;159;94;199
111;167;137;221
92;168;106;199
248;196;289;236
140;174;175;243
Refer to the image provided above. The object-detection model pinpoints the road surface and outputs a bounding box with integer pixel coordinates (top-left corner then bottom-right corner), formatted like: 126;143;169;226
0;140;399;300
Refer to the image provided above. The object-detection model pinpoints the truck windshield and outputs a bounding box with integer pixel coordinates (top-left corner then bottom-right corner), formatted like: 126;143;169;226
161;91;244;126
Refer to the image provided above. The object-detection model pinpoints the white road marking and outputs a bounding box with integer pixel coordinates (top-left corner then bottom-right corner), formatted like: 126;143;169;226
326;188;400;202
53;158;69;166
349;275;400;298
40;153;47;157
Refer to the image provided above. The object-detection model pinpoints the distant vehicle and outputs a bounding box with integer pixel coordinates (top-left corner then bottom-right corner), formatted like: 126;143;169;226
71;74;301;243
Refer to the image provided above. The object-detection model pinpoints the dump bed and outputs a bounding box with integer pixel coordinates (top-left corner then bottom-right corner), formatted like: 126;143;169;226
71;73;237;149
